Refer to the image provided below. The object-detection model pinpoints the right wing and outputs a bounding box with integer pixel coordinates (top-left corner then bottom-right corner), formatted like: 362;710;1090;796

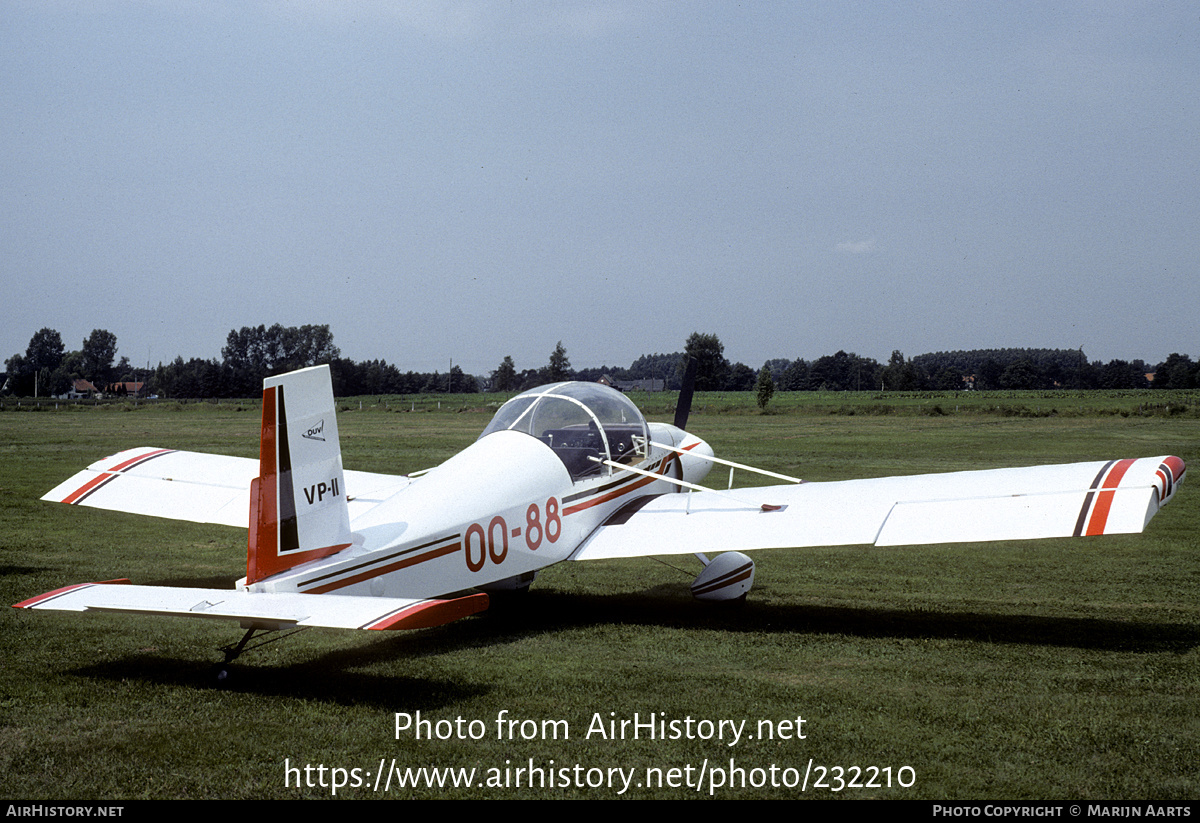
571;456;1186;560
41;447;413;528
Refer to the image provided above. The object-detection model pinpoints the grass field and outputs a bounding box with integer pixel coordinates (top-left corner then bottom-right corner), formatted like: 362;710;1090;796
2;391;1198;799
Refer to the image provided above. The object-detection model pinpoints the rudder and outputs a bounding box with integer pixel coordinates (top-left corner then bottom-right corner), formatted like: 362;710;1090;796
247;365;352;584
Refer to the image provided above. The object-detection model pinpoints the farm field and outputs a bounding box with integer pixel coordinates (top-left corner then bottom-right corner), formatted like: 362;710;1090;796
2;391;1198;799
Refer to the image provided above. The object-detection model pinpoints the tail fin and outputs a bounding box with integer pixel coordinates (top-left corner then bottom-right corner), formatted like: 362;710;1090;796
247;365;352;584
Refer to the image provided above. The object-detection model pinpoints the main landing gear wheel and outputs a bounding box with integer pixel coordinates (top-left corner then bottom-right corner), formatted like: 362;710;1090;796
690;552;755;602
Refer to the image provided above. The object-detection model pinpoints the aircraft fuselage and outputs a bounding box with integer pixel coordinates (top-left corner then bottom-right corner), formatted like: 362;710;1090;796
245;424;712;599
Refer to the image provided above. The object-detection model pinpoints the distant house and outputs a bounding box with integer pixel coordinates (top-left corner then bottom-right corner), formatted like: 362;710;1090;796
66;379;98;399
105;381;145;397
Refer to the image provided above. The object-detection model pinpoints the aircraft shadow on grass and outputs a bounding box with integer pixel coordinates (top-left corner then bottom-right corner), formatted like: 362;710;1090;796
65;583;1199;706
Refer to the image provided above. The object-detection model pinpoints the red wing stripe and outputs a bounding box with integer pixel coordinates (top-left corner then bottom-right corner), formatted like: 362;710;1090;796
62;449;177;505
1155;467;1172;501
13;582;98;609
12;579;131;609
1084;458;1137;536
1160;456;1186;497
365;593;489;631
1073;461;1113;537
1162;455;1186;483
106;448;175;473
62;472;118;505
1153;456;1186;503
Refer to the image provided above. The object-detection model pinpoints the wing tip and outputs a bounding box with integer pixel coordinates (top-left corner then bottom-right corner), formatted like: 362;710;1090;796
13;578;132;610
366;593;490;631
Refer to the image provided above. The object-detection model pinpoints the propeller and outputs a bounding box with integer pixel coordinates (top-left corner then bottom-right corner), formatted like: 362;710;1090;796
674;355;698;430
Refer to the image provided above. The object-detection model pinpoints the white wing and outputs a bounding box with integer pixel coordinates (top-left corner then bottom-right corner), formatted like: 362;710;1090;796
571;456;1186;560
41;447;412;528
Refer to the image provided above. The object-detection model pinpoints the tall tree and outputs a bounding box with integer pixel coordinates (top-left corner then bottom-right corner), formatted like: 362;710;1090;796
628;352;684;389
998;359;1044;390
25;328;65;374
4;328;65;395
763;358;791;385
1153;353;1196;389
779;358;810;391
492;355;517;391
221;324;340;395
755;364;775;410
547;341;571;383
3;353;29;395
726;362;757;391
882;350;919;391
684;332;729;391
81;329;118;385
809;350;880;391
1098;359;1147;389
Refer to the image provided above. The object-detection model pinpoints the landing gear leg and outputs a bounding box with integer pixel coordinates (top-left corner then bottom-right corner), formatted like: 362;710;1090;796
212;626;262;685
209;624;307;684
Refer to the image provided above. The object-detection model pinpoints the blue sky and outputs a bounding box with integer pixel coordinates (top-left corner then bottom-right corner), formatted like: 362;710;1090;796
4;2;1198;376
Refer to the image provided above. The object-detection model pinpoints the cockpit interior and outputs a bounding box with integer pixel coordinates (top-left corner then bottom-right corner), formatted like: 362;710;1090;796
479;382;650;479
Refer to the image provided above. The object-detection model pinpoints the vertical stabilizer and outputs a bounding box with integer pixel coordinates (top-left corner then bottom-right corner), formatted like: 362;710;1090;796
247;365;352;584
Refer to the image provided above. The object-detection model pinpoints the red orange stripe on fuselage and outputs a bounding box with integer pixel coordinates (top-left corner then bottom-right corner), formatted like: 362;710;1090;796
562;446;693;516
300;537;461;594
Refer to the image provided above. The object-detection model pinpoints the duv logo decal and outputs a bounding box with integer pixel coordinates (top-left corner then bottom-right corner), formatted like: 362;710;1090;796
303;419;326;442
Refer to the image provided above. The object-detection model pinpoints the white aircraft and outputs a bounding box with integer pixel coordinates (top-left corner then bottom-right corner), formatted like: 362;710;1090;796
15;365;1186;672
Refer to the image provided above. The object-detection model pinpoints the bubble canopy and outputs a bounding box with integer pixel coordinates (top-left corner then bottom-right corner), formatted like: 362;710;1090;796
479;382;650;479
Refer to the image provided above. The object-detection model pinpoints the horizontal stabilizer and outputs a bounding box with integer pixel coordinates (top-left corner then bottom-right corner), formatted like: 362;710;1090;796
13;581;488;632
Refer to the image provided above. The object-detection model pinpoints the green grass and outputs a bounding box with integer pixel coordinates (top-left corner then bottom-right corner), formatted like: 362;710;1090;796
2;393;1198;799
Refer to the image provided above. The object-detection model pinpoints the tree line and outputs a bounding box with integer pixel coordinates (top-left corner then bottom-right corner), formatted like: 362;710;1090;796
156;325;481;398
3;328;125;397
5;325;1199;399
565;336;1200;393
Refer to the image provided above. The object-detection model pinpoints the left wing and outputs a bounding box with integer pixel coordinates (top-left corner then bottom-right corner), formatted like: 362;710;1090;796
572;456;1185;560
14;580;488;632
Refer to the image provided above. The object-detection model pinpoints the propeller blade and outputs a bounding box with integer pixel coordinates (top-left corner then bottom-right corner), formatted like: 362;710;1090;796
674;355;697;430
